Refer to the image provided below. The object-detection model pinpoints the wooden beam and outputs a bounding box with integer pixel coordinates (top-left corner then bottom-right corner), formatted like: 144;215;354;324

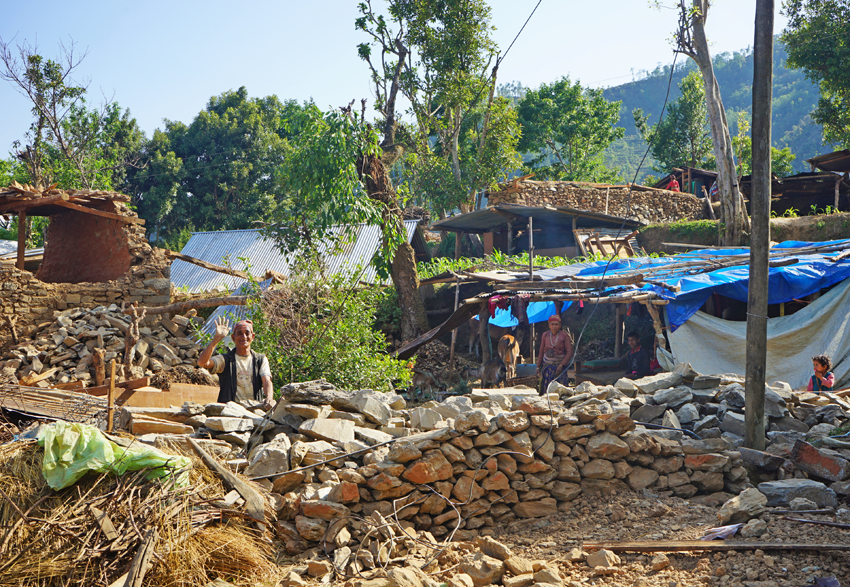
584;541;850;553
52;199;145;224
16;209;26;270
124;296;247;316
107;360;116;433
165;250;251;281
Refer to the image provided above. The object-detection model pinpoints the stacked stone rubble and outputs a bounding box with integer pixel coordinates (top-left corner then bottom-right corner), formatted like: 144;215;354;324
486;180;707;224
0;304;204;386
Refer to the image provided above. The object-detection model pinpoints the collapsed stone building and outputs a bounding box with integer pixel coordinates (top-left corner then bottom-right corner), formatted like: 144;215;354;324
0;184;170;351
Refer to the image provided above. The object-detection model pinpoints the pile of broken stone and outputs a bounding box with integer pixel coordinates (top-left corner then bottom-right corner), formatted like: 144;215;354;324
116;365;850;582
0;305;203;386
615;364;850;499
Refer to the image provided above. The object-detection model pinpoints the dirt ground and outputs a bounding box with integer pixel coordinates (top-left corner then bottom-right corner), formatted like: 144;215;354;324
487;492;850;587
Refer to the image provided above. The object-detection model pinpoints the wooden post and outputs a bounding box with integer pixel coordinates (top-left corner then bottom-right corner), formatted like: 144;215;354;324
449;232;462;376
645;303;668;351
836;175;841;211
745;0;773;451
507;220;514;255
92;348;106;387
107;360;116;433
16;210;26;271
478;304;491;365
528;216;535;361
614;304;625;357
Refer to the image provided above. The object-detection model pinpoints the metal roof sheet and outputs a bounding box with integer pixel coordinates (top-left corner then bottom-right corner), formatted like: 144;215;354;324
430;204;641;234
172;221;421;294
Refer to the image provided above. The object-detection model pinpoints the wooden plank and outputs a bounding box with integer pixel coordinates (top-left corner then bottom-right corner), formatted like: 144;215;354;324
170;383;219;405
187;438;266;528
51;380;85;390
118;390;184;409
19;367;60;386
583;541;850;553
129;416;194;436
84;377;151;397
90;505;119;541
52;199;145;224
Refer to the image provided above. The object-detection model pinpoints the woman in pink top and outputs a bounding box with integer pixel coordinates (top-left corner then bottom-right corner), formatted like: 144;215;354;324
536;314;573;394
808;354;835;392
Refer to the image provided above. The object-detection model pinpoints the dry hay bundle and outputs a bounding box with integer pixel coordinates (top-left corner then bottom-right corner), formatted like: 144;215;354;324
0;440;281;586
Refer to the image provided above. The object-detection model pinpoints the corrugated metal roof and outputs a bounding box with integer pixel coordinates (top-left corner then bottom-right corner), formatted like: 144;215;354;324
172;221;421;294
199;278;273;338
0;241;17;256
430;204;642;234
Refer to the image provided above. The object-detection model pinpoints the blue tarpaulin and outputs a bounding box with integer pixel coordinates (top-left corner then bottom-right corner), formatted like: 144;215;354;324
474;301;569;327
543;239;850;331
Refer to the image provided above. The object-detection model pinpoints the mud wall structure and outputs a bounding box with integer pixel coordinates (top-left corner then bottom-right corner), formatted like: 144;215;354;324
0;203;170;350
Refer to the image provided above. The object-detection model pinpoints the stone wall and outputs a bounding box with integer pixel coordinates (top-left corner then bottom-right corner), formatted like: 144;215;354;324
487;181;708;225
0;202;170;350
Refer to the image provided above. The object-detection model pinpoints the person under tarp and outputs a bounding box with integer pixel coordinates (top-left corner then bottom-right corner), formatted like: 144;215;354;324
536;314;573;394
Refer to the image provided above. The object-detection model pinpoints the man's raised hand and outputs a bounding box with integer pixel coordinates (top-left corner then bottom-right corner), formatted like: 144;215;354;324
214;316;230;339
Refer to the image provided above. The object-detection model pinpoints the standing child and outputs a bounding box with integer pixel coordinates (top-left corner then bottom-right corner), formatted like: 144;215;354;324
808;354;835;392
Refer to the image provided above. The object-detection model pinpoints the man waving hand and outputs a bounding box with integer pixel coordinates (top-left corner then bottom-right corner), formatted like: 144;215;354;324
198;317;274;409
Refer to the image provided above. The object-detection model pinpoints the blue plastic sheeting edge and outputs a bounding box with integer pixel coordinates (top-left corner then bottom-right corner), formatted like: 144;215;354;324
535;239;850;331
474;300;569;327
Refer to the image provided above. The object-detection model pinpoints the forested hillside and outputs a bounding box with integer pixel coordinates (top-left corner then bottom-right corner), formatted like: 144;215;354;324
602;38;834;180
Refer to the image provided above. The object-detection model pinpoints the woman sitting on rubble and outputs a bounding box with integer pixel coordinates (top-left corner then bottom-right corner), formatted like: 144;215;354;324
808;354;835;392
536;314;573;394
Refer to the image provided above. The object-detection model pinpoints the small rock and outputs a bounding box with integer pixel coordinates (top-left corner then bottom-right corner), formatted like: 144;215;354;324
740;518;768;538
459;552;506;587
586;549;620;569
717;488;767;524
789;497;819;511
650;553;670;571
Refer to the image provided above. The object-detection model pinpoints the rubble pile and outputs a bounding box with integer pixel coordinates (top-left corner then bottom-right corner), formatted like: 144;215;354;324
124;379;757;555
0;305;204;386
486;180;706;224
619;365;850;502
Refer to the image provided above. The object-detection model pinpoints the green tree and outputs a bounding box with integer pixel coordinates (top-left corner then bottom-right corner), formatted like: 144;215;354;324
356;0;521;216
782;0;850;147
130;88;304;245
731;117;797;178
0;38;143;190
516;77;625;181
634;70;715;172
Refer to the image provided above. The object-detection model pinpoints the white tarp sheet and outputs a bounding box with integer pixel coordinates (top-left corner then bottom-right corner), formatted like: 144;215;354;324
668;278;850;390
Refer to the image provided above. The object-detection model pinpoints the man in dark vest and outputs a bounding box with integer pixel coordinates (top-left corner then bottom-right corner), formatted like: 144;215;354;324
197;317;274;409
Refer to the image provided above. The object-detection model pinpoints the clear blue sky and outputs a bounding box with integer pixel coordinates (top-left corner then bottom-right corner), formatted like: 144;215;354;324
0;1;789;154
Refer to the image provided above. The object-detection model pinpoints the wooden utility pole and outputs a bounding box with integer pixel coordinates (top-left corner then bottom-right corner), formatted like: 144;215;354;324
745;0;774;450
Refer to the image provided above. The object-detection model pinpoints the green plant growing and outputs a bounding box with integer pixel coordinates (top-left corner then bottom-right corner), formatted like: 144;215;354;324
783;207;799;218
243;257;412;392
817;220;826;229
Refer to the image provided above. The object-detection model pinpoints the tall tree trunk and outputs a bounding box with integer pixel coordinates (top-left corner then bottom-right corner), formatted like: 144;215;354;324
688;0;749;245
359;154;429;342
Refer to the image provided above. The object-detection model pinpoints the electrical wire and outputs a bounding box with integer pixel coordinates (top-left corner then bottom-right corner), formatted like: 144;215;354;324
565;49;681;375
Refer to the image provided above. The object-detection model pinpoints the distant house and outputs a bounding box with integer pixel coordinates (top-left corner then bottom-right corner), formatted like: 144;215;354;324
171;221;430;294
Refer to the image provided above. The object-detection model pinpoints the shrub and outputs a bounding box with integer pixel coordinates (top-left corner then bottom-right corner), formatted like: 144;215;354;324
243;260;412;392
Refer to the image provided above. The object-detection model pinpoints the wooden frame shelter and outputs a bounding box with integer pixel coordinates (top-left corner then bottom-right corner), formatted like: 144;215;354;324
0;182;143;271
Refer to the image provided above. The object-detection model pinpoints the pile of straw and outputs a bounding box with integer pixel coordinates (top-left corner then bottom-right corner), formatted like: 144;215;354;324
0;439;283;586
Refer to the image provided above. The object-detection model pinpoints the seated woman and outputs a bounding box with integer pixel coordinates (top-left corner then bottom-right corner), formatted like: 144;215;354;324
536;314;573;394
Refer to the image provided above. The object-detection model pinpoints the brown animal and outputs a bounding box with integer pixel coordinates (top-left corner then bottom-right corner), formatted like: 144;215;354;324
410;369;439;395
479;359;506;389
464;318;526;358
497;334;521;381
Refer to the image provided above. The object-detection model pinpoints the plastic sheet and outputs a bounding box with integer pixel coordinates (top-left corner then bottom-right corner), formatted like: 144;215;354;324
36;421;191;490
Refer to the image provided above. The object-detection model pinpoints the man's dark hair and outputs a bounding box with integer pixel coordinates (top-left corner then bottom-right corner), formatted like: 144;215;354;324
626;331;640;341
812;354;832;372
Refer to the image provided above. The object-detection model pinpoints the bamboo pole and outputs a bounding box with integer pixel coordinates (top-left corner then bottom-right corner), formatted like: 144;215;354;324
108;360;116;433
